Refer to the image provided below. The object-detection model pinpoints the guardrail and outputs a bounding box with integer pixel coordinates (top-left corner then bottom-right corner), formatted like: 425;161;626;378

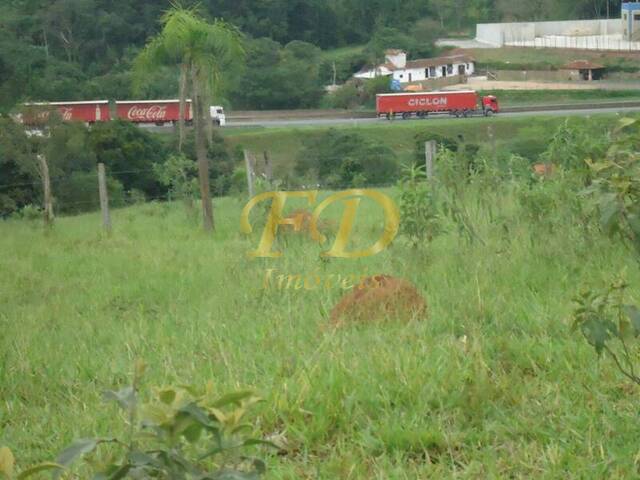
228;109;373;121
228;101;640;123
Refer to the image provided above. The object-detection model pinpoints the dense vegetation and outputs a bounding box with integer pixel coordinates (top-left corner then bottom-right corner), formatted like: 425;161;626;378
1;113;626;219
0;0;626;111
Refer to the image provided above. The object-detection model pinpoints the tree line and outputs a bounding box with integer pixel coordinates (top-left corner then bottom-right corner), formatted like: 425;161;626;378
0;0;624;111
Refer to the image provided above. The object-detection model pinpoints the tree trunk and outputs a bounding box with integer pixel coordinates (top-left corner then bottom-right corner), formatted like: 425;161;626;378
192;67;214;232
178;64;188;153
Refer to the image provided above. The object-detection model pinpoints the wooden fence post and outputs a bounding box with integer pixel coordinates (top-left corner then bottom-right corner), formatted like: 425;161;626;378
487;125;496;160
425;141;436;181
37;154;54;227
97;162;112;234
243;149;255;199
263;150;273;184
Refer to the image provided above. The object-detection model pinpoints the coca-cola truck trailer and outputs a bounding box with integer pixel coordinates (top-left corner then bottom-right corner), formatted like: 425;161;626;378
376;90;499;119
116;99;193;125
21;101;111;124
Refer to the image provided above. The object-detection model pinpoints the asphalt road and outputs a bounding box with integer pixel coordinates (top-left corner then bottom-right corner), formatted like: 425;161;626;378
140;105;640;133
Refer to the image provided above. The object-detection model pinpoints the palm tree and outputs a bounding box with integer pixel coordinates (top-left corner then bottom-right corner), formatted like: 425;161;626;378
134;4;243;232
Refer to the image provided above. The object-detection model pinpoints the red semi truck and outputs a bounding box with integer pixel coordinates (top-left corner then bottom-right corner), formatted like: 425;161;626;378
376;90;499;119
21;101;111;124
115;99;193;125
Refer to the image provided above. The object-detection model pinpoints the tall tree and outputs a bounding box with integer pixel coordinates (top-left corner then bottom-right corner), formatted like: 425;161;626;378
134;4;243;232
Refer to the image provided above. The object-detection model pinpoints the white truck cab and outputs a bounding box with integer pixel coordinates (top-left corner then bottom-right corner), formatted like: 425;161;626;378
210;106;226;126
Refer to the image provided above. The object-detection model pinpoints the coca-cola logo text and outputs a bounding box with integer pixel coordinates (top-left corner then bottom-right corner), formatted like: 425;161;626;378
127;105;167;121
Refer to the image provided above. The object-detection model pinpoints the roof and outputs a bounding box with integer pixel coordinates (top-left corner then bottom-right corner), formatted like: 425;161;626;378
404;54;475;70
23;100;109;105
385;49;406;55
377;90;477;97
622;2;640;10
561;60;605;70
116;99;192;104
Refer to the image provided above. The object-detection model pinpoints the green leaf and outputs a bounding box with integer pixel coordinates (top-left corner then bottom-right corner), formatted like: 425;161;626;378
599;196;621;235
210;470;261;480
211;391;255;408
580;317;616;354
0;447;14;478
177;403;215;428
16;463;63;480
128;451;161;469
616;117;638;132
624;305;640;336
102;387;136;411
158;388;176;405
106;464;130;480
53;438;111;479
182;423;203;443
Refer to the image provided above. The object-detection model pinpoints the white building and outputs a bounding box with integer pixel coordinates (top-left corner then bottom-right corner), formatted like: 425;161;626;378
354;50;476;83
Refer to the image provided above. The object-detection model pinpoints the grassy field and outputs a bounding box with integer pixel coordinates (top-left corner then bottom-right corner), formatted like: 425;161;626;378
3;113;640;478
2;165;640;478
465;47;640;72
477;89;640;107
221;114;624;176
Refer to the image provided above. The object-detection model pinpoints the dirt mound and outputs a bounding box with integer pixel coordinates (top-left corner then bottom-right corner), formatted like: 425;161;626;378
330;275;427;326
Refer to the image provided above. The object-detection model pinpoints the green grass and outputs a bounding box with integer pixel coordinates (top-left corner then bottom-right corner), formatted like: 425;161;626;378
321;44;366;62
4;114;640;478
479;89;640;107
468;47;640;72
221;114;625;175
2;174;640;478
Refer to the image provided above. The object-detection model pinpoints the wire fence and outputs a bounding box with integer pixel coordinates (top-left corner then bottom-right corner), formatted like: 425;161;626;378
1;161;401;220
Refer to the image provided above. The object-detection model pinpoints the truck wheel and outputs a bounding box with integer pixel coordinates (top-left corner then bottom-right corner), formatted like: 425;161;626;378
417;111;427;119
462;110;469;118
484;109;494;117
454;111;461;118
402;112;411;120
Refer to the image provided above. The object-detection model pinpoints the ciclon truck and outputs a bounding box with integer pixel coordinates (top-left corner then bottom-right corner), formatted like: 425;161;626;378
376;90;499;120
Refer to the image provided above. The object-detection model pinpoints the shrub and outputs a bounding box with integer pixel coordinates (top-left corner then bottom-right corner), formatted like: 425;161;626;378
397;163;443;246
5;362;276;479
295;129;398;188
55;171;126;214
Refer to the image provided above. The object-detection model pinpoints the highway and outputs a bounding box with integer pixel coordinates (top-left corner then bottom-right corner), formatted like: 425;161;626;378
140;104;640;133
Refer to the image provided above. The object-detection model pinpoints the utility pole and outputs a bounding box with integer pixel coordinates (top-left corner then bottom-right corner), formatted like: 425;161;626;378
243;149;255;199
425;141;436;181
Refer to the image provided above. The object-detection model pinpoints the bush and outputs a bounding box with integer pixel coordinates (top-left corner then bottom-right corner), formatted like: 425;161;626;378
295;129;398;188
56;171;126;214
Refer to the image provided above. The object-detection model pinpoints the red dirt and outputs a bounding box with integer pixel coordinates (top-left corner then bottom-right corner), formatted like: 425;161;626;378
533;163;556;176
330;275;427;326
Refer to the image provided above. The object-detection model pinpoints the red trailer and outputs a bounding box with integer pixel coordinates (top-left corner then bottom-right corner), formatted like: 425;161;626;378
376;90;499;119
21;101;110;125
115;99;193;125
